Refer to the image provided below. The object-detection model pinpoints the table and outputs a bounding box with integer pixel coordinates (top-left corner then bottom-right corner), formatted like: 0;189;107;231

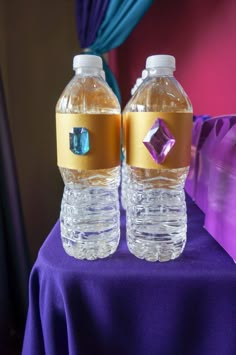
22;196;236;355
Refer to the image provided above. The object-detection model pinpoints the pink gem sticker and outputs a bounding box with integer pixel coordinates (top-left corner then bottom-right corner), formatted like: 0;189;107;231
143;118;175;164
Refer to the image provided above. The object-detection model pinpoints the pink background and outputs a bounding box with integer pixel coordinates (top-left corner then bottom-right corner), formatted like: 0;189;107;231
109;0;236;115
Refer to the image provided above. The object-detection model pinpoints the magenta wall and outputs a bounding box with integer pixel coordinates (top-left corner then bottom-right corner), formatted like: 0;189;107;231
109;0;236;115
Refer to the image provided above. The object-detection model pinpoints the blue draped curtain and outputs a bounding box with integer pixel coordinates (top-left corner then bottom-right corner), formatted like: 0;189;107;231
75;0;154;103
0;71;30;344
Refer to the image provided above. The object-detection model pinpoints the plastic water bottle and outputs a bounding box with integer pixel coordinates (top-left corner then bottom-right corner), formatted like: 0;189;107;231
124;55;193;262
121;69;148;209
131;70;148;96
121;150;128;209
56;55;121;260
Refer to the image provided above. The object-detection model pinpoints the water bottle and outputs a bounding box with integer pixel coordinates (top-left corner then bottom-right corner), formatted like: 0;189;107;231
56;54;121;260
131;70;148;96
124;55;193;262
121;69;148;209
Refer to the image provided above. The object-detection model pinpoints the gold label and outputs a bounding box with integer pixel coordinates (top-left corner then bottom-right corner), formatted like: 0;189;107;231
125;112;193;169
56;113;121;170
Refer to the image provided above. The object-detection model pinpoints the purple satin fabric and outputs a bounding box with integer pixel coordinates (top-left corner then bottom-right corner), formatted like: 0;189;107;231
205;124;236;260
185;116;208;199
195;118;230;213
185;115;236;261
75;0;109;48
22;196;236;355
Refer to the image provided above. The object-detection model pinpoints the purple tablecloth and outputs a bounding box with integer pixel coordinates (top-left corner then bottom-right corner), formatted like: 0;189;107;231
22;196;236;355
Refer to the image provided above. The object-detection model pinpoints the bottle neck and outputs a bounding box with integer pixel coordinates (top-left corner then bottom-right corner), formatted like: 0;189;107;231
147;67;174;77
74;67;104;78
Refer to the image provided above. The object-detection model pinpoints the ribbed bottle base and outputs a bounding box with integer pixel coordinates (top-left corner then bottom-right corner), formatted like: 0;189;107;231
126;166;188;262
61;231;120;260
126;233;186;262
59;180;120;260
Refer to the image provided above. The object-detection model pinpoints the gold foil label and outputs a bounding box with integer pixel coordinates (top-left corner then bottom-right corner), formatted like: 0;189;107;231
56;113;121;170
125;112;193;169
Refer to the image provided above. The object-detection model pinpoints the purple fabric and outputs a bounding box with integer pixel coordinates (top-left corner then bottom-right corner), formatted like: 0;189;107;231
22;197;236;355
185;116;208;199
196;118;218;150
75;0;109;48
194;118;231;213
205;124;236;260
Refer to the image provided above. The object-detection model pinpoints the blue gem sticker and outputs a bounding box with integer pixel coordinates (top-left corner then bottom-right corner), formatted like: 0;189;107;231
69;127;90;155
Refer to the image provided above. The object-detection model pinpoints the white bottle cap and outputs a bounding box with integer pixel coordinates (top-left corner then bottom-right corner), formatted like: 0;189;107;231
73;54;103;70
146;55;176;70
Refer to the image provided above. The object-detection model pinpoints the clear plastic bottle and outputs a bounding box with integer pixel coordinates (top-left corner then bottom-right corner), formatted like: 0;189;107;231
124;55;193;262
121;69;148;210
56;55;121;260
121;150;128;209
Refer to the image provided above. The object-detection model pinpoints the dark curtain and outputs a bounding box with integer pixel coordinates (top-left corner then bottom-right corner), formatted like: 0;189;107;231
0;71;30;345
75;0;154;103
75;0;110;48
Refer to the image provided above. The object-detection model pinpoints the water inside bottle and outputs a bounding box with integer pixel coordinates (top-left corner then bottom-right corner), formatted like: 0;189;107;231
125;72;192;262
56;71;121;260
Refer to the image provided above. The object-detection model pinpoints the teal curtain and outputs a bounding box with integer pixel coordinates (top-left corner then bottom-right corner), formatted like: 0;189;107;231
91;0;154;53
76;0;154;103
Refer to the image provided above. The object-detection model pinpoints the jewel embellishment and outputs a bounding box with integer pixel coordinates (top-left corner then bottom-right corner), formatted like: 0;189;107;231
69;127;90;155
143;118;175;164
